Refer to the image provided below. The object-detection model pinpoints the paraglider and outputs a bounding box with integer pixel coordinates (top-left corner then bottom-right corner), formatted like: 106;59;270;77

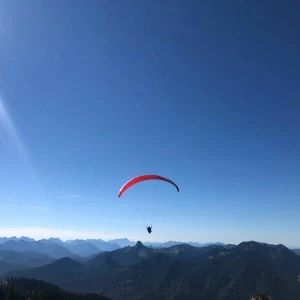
146;225;152;234
118;174;179;198
118;174;179;235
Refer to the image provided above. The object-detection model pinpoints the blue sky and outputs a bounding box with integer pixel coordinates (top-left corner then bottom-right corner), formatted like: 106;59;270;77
0;1;300;247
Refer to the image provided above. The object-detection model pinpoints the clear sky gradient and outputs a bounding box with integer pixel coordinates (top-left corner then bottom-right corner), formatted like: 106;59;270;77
0;1;300;247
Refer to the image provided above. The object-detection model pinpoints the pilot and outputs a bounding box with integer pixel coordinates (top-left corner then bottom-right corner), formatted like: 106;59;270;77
146;225;152;234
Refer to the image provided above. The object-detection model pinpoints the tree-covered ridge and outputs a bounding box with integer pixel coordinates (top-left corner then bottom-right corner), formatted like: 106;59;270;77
0;278;110;300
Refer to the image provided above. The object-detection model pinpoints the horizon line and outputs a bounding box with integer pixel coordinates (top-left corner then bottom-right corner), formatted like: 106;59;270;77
1;235;298;249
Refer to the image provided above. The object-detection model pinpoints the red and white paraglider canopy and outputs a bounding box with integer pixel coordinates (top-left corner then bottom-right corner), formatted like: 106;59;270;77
118;174;179;198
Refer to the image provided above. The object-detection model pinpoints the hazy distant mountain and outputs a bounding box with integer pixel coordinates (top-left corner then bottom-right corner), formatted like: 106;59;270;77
39;238;64;245
292;249;300;255
11;241;300;300
0;240;73;259
63;241;102;257
144;240;226;248
0;236;233;254
153;243;225;261
72;252;103;263
86;239;120;251
0;236;231;252
0;236;35;244
108;238;135;247
143;241;183;248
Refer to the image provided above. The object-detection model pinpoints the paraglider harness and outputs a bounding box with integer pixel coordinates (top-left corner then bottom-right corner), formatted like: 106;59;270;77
146;225;152;234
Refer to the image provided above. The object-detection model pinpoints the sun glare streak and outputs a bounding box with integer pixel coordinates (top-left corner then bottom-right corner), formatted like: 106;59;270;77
0;95;39;181
0;96;28;159
0;95;44;198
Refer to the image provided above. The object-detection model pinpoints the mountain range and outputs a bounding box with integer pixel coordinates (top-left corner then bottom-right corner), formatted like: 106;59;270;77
0;236;226;258
6;240;300;300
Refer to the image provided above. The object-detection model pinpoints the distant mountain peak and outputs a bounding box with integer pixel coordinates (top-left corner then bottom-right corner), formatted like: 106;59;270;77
47;256;85;271
135;241;144;248
107;238;135;247
86;253;122;270
56;256;74;263
110;238;130;242
49;238;63;242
